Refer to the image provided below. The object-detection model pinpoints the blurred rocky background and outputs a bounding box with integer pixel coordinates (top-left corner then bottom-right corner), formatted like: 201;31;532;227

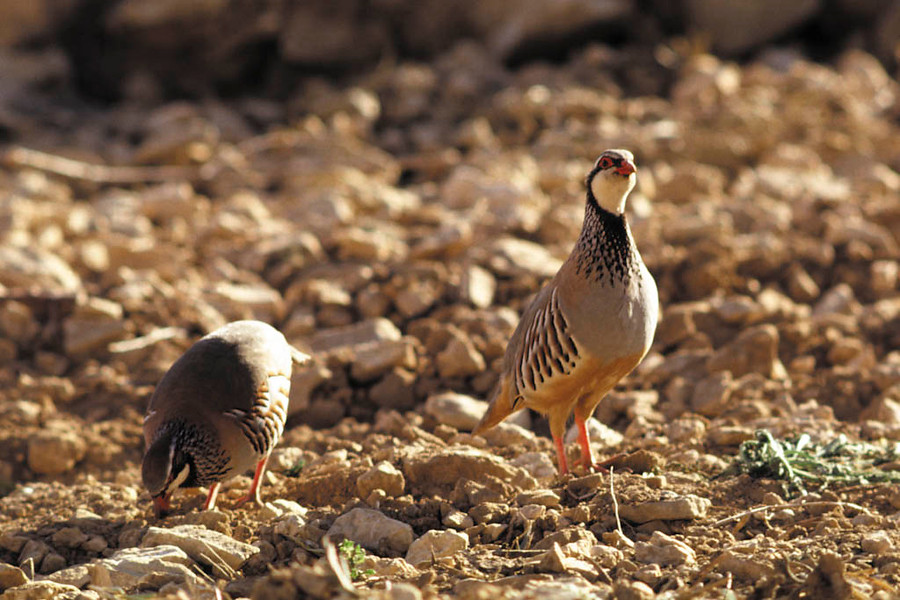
0;1;899;599
1;0;899;105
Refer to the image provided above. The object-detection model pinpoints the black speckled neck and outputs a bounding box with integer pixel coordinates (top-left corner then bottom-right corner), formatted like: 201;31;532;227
157;419;230;487
573;193;639;285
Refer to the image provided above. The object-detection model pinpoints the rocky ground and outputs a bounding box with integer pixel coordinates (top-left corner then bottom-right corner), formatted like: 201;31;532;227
0;35;899;600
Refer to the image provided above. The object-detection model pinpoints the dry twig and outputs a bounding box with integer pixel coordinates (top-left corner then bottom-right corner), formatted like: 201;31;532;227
610;466;624;538
714;500;870;527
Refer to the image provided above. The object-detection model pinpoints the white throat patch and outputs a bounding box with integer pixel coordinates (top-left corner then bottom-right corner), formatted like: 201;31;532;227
163;438;190;495
166;464;190;496
590;170;636;215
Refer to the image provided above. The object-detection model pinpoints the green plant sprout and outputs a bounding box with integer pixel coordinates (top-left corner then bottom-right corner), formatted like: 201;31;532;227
338;539;375;581
723;429;900;497
284;459;306;478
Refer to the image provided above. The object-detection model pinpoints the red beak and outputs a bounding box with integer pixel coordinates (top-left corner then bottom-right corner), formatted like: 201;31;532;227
152;494;172;518
616;162;635;176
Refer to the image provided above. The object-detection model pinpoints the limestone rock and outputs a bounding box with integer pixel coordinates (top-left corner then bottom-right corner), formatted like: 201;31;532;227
0;246;81;293
369;368;417;410
106;0;231;29
634;531;697;566
273;513;309;543
488;237;562;278
666;417;707;444
442;509;474;530
44;545;200;592
716;549;777;580
0;301;39;345
0;580;84;600
480;422;535;447
591;544;624;568
510;452;557;480
310;318;402;353
50;528;87;549
707;425;754;446
460;265;496;309
288;362;332;416
690;371;734;417
706;324;780;378
812;284;858;317
27;427;86;475
537;541;567;573
205;282;284;323
326;508;414;554
62;296;130;357
564;417;624;447
619;494;711;523
350;338;417;382
358;555;419;579
333;226;409;263
0;562;28;591
436;330;486;378
424;392;487;431
613;580;656;600
357;461;406;498
96;545;200;589
141;525;259;575
515;489;560;508
108;326;186;365
535;541;598;580
402;446;537;494
861;531;892;554
405;530;468;566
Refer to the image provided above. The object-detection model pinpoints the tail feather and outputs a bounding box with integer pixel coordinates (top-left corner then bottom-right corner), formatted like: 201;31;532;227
472;377;515;436
289;345;311;365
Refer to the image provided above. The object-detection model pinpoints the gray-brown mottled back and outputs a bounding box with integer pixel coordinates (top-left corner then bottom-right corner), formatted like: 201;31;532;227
141;320;310;516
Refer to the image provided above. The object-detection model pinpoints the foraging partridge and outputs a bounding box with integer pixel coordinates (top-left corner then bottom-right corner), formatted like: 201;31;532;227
141;320;310;516
473;149;658;475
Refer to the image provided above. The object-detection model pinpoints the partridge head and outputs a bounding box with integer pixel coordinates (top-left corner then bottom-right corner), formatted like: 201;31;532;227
142;320;310;516
473;149;658;475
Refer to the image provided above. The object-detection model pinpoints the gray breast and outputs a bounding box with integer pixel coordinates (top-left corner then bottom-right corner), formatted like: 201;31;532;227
563;257;658;362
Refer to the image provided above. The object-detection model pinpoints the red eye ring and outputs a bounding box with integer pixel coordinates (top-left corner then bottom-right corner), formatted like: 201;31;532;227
597;156;614;169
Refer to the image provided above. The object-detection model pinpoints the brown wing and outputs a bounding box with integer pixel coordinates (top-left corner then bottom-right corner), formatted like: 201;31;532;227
511;286;582;403
221;371;291;456
473;283;585;438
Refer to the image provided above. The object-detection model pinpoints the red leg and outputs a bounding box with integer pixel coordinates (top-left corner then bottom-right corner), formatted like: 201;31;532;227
202;482;221;511
553;434;569;476
236;456;270;507
576;415;595;471
577;414;627;472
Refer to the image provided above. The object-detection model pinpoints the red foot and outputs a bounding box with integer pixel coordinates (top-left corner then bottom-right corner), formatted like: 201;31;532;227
236;456;270;507
202;482;221;511
553;435;569;476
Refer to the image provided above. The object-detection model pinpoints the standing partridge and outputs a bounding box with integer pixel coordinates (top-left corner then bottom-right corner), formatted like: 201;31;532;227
141;320;310;516
473;149;658;475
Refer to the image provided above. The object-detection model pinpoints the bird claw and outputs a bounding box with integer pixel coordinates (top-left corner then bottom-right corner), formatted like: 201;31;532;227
583;463;610;475
586;453;631;474
234;491;262;508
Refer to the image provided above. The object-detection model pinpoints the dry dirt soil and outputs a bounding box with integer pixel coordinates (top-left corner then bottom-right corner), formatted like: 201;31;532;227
0;42;899;600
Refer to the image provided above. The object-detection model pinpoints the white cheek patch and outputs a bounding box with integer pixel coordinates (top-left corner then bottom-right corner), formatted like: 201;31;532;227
166;464;190;496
